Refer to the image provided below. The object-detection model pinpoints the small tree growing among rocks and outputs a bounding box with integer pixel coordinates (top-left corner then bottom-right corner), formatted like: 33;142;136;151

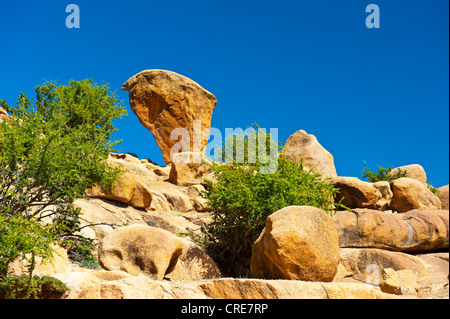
0;80;126;297
194;126;342;277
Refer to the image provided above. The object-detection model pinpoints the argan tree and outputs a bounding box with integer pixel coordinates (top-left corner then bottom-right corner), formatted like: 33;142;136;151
0;80;126;286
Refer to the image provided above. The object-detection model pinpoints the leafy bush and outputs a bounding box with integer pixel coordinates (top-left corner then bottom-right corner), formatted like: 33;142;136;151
361;161;407;183
195;126;342;277
362;162;440;195
0;79;126;273
0;215;68;299
0;215;54;277
427;183;440;196
0;275;68;299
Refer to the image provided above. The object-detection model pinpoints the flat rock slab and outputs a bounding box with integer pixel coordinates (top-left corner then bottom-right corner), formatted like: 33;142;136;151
334;208;449;253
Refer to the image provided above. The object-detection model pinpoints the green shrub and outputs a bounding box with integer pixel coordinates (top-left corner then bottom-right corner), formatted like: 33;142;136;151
0;275;68;299
0;215;68;299
0;79;126;267
362;162;440;195
0;215;54;278
361;161;407;183
195;127;342;277
427;183;440;196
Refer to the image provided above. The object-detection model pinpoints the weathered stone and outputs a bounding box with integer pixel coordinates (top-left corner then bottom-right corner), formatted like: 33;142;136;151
333;208;449;253
85;172;137;204
85;154;155;209
380;268;424;296
339;248;433;295
332;177;382;208
390;164;427;184
143;210;201;236
417;253;449;288
369;181;393;211
280;130;337;178
93;270;134;282
98;225;183;280
251;206;340;282
185;185;211;212
169;152;215;186
198;278;396;299
127;180;153;209
74;198;148;242
143;180;196;212
401;209;449;251
108;153;155;177
53;271;102;299
390;177;441;213
100;274;174;299
122;70;217;164
8;244;70;277
166;238;222;280
438;185;449;210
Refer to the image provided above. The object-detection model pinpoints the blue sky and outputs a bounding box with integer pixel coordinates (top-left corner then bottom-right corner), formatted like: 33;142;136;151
0;0;448;187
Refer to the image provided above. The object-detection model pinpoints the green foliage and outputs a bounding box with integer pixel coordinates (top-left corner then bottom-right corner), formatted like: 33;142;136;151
427;183;440;196
0;215;68;299
0;79;126;276
196;126;341;277
218;124;281;166
361;161;407;183
0;275;68;299
0;215;55;277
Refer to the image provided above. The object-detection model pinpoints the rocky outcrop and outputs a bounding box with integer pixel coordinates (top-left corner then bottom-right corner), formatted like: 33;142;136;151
97;225;183;280
333;208;449;253
53;270;398;299
390;178;441;213
168;152;215;186
167;238;222;280
84;172;153;209
438;185;449;210
417;253;449;289
198;278;397;299
280;130;337;178
380;268;429;296
82;152;212;213
334;205;449;298
339;248;434;297
54;270;103;299
74;197;148;243
8;244;70;277
370;181;393;211
332;177;382;208
251;206;340;282
389;164;427;184
48;149;449;299
54;268;208;299
122;70;217;164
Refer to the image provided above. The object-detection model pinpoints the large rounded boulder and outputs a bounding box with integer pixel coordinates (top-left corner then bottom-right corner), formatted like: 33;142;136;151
98;225;183;280
250;206;340;282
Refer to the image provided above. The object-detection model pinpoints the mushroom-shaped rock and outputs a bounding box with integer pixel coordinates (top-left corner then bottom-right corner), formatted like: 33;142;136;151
122;70;217;164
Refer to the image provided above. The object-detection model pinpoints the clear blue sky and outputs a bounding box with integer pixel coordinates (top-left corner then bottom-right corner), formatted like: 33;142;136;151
0;0;448;187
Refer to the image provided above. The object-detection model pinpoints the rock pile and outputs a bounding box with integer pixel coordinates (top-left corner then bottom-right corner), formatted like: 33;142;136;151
6;71;448;300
